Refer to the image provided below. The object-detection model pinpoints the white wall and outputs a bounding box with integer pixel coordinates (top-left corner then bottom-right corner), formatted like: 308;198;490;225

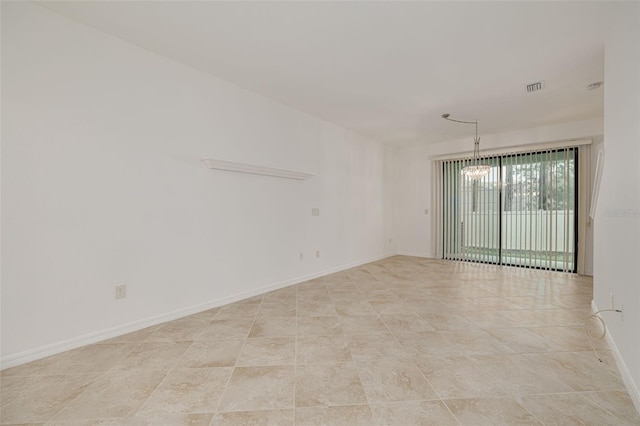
394;118;604;259
0;3;394;367
594;1;640;409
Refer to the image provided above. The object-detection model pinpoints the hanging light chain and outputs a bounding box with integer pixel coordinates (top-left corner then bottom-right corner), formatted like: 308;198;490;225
441;113;490;180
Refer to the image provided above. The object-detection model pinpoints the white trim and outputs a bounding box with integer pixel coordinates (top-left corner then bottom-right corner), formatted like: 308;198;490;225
430;138;592;161
576;145;591;275
201;158;314;180
591;300;640;414
590;149;605;220
1;253;393;370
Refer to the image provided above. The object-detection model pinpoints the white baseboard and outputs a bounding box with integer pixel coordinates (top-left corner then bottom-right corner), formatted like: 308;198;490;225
396;251;434;259
1;253;394;370
591;300;640;414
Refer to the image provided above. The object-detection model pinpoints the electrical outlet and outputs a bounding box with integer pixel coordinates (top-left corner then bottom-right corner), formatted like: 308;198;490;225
316;250;320;258
424;209;429;215
115;284;127;299
299;252;304;260
311;208;320;216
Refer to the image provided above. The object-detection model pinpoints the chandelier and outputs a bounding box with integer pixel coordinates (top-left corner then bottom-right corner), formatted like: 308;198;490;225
442;113;491;179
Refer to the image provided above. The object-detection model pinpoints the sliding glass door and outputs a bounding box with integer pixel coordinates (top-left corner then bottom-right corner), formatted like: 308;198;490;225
442;148;577;272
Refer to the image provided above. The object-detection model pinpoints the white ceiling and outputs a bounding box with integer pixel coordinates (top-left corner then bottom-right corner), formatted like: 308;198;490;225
37;1;617;146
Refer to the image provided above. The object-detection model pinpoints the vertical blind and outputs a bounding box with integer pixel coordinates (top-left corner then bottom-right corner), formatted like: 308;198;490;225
442;147;577;272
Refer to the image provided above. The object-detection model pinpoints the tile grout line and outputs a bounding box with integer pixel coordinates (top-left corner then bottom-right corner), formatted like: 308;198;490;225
212;297;263;417
38;338;148;424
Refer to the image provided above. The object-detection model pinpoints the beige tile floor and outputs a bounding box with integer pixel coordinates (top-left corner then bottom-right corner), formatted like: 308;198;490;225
2;256;639;425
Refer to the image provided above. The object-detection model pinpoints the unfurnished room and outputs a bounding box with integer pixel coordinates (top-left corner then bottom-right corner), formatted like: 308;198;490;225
1;1;639;425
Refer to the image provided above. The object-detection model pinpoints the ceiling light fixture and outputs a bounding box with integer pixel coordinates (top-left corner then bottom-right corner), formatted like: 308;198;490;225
442;113;491;180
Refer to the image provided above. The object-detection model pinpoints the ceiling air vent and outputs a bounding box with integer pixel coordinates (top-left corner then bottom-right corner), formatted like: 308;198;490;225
526;80;545;93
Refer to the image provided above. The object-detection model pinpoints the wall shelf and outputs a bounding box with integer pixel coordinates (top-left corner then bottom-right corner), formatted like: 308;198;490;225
201;158;314;180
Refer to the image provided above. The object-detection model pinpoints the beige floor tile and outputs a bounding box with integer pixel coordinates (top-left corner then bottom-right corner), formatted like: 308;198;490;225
198;319;254;340
369;300;413;315
545;308;594;327
359;282;391;292
1;343;137;376
148;413;214;426
356;359;438;403
296;335;352;364
296;278;326;290
419;312;477;330
347;270;376;281
441;329;516;356
212;409;294;426
249;316;297;338
0;374;99;424
415;355;509;399
297;316;343;336
328;289;365;302
52;370;167;421
333;300;377;316
322;280;352;289
70;413;214;426
457;296;523;311
218;366;295;413
113;341;193;370
518;392;637;425
295;363;367;407
528;326;608;351
445;397;542;425
262;289;297;304
346;333;409;361
295;405;375;426
380;314;436;336
363;290;403;303
214;303;261;320
581;390;640;424
146;318;208;342
548;294;593;309
371;400;459;426
258;303;297;318
236;337;295;366
395;331;461;358
297;290;332;305
177;340;244;368
340;315;389;335
470;353;574;396
0;376;23;409
522;351;626;392
487;327;558;353
138;368;231;415
501;309;558;327
457;310;521;329
502;296;559;309
297;301;337;317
